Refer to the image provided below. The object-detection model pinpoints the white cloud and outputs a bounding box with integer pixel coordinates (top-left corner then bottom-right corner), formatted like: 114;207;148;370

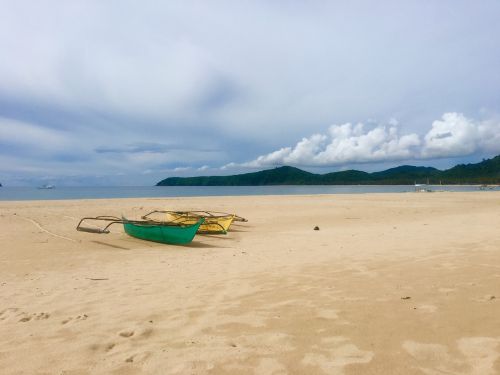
237;113;500;168
173;166;192;172
221;162;237;170
241;122;420;167
422;112;500;158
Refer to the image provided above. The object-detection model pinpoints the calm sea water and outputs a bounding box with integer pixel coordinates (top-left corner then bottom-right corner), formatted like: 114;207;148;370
0;185;491;201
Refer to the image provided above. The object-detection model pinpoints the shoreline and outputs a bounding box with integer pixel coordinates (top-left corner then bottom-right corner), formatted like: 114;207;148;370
0;188;497;204
0;184;497;202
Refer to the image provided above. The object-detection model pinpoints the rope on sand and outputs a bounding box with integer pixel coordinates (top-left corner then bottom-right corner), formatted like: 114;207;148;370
19;216;78;243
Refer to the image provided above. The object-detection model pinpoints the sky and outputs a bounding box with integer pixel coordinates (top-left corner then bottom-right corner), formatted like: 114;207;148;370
1;0;499;186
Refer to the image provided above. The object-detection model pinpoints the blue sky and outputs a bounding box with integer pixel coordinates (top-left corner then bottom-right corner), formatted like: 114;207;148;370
1;1;499;186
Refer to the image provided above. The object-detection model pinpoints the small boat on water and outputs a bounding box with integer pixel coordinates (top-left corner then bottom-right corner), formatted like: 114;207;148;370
37;184;55;189
142;211;237;234
414;183;433;192
479;184;497;190
76;215;204;245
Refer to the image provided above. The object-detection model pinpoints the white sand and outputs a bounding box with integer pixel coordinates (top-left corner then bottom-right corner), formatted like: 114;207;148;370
1;192;499;374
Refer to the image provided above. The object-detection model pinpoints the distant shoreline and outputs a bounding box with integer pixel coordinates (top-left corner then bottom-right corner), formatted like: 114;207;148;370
157;156;500;186
0;185;497;202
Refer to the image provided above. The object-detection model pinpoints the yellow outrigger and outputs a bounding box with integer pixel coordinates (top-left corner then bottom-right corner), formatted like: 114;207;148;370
142;211;246;234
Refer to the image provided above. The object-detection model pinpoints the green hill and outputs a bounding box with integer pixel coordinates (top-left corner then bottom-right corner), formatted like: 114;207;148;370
159;166;319;186
156;155;500;186
322;170;372;184
440;155;500;184
370;166;441;184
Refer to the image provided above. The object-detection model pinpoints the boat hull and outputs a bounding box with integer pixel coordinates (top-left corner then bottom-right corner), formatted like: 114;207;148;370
122;217;203;244
166;212;234;234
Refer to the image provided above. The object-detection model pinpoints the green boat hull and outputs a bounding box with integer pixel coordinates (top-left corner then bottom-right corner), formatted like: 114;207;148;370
122;217;204;245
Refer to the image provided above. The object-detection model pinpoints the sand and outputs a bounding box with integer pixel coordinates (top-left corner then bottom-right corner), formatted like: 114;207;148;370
0;192;499;374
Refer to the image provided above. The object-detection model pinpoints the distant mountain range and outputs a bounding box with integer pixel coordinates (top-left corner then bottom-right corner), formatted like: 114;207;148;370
157;155;500;186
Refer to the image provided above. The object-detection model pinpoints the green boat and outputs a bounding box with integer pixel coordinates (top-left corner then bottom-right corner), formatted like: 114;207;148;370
76;215;204;245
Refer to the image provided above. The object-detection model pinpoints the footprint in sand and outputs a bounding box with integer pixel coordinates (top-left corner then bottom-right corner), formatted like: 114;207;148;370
0;308;20;321
124;351;152;364
403;337;500;375
302;336;373;374
61;314;88;325
472;295;496;302
89;341;118;353
17;312;50;323
0;308;48;323
118;330;135;338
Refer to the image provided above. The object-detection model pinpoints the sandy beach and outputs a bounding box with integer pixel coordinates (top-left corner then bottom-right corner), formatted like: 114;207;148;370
1;192;499;374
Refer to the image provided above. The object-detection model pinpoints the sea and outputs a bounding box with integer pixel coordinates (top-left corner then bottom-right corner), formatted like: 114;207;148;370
0;185;492;201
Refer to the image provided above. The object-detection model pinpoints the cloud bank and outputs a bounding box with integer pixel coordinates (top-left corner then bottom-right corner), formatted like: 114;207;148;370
236;113;500;168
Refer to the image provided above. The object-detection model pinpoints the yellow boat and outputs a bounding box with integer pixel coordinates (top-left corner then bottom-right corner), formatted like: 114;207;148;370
141;211;236;234
168;212;235;234
186;211;247;223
